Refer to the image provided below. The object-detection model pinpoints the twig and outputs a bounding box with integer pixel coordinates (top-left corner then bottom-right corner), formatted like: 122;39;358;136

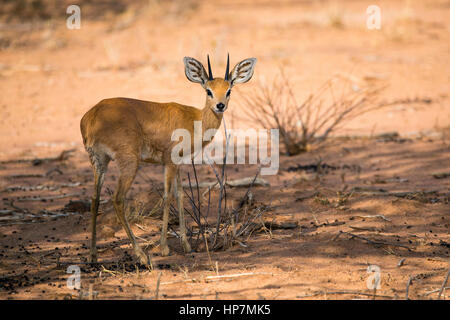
0;148;75;165
88;284;94;300
204;272;272;282
134;223;147;231
338;231;411;249
438;269;450;300
2;182;81;193
356;215;391;222
17;192;82;202
297;290;394;299
352;189;438;199
233;168;261;226
182;177;269;189
101;265;119;276
349;226;382;232
7;174;46;179
204;232;213;270
397;258;406;267
420;287;450;297
160;278;198;285
155;271;162;300
9;200;29;213
405;276;413;300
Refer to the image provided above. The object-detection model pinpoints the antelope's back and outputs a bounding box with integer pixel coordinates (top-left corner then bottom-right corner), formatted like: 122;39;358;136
80;97;201;155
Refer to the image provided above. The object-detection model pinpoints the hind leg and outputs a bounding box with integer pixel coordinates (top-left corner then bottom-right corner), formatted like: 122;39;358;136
113;156;151;266
88;153;109;263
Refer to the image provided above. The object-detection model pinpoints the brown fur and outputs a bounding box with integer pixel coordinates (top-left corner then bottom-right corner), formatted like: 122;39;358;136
80;55;255;266
80;80;229;265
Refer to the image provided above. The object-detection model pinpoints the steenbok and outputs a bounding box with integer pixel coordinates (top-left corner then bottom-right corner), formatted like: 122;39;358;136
80;55;256;265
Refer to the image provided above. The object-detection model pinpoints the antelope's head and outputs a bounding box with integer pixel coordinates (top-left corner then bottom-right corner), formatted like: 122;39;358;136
183;54;256;114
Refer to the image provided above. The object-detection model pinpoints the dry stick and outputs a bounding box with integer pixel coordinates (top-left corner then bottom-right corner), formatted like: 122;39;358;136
331;232;342;242
184;168;208;251
17;192;82;202
88;284;94;300
202;153;225;248
204;272;272;282
185;172;201;223
9;200;29;213
201;182;218;199
160;278;198;286
101;265;119;276
0;148;76;165
22;247;42;266
298;291;394;299
152;187;181;238
154;271;162;300
191;160;210;233
185;165;212;262
212;118;230;247
406;276;413;300
339;231;411;249
438;269;450;300
183;177;268;189
182;180;218;189
204;235;213;270
349;226;381;232
192;159;201;214
206;183;211;224
357;214;391;222
352;189;438;199
421;287;450;297
2;182;81;193
138;170;182;224
233;167;261;228
235;205;267;239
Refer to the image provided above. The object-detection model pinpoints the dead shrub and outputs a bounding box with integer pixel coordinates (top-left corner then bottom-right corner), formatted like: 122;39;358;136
182;161;271;253
238;70;388;156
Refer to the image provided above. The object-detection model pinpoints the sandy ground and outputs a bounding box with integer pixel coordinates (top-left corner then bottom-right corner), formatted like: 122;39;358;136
0;0;449;299
1;135;449;300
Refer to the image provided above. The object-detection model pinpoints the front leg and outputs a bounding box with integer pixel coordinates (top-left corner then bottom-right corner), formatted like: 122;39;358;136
175;170;192;253
160;165;176;257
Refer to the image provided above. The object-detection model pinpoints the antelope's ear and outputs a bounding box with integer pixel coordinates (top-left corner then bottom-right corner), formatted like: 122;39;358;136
229;58;257;86
183;57;208;87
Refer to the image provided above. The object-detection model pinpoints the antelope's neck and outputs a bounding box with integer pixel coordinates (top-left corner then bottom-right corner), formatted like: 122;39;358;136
201;104;223;134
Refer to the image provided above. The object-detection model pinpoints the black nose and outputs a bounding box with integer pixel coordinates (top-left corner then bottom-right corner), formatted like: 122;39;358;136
216;103;225;110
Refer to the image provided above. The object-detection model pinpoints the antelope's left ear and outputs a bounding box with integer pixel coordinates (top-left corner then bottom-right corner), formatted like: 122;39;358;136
229;58;257;86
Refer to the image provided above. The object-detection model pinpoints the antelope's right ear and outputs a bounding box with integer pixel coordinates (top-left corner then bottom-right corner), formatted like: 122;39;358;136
183;57;208;87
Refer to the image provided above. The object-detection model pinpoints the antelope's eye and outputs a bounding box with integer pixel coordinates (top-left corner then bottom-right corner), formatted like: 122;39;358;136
206;89;213;98
226;90;231;98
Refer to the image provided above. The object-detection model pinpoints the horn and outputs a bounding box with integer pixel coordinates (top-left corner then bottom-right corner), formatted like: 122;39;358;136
207;55;213;80
225;53;230;81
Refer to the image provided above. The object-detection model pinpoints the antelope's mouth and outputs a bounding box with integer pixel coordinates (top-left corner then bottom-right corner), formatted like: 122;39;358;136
213;108;226;114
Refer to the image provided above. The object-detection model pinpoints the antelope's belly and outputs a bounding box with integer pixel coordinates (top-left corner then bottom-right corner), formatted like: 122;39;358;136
140;146;163;164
